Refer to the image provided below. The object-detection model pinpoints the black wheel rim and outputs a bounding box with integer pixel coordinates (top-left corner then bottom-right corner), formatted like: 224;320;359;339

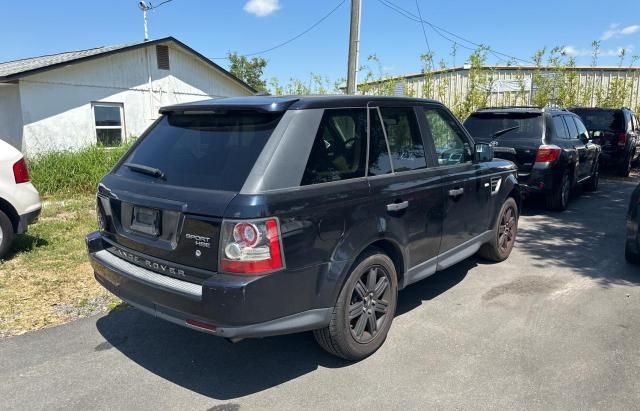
561;175;570;206
348;265;392;344
498;205;517;254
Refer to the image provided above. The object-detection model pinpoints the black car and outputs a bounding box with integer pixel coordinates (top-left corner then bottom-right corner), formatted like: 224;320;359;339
87;96;520;360
568;107;640;177
626;182;640;264
464;107;601;211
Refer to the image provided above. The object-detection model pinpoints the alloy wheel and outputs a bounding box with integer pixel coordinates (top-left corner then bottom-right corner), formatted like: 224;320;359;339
348;265;392;344
498;205;517;254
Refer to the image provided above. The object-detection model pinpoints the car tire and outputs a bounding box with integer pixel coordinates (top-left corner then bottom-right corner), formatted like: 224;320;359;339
477;197;518;262
0;210;15;260
619;154;632;177
626;242;640;265
313;249;398;361
584;161;599;192
546;170;571;211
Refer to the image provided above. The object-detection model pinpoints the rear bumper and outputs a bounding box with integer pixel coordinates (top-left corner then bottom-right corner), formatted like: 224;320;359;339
600;150;627;166
517;168;557;195
17;207;41;234
87;231;332;339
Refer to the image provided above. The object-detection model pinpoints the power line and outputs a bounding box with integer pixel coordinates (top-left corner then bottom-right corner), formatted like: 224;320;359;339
148;0;175;10
212;0;347;59
377;0;535;65
414;0;433;69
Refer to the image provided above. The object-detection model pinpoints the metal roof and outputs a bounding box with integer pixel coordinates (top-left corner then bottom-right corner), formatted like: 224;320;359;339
0;37;257;93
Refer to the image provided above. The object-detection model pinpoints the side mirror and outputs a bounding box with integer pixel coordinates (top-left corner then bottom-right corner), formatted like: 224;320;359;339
474;143;494;163
580;134;589;143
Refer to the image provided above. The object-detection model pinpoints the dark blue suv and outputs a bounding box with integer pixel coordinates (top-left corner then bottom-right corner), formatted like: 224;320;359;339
87;96;520;360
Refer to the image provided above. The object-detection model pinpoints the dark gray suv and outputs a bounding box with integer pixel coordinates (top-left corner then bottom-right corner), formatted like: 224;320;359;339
87;96;520;360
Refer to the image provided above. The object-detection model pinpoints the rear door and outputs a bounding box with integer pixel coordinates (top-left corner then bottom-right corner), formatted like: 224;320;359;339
366;104;444;270
562;114;590;180
423;106;492;252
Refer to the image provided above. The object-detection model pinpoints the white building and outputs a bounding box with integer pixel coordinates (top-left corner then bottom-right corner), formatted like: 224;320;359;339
0;37;256;154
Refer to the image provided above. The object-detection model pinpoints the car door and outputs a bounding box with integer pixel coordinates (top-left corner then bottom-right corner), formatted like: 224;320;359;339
419;105;492;253
366;104;444;280
563;115;589;180
572;116;599;176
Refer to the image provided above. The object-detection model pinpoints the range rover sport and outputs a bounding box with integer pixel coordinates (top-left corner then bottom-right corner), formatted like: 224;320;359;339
87;96;520;360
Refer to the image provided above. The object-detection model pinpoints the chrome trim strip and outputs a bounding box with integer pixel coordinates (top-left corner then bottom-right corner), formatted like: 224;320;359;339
93;250;202;299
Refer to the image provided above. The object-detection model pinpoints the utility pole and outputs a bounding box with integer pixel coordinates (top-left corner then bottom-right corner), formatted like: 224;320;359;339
346;0;362;95
139;1;151;41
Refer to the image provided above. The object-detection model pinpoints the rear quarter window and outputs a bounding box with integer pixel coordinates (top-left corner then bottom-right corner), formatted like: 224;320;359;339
116;111;282;192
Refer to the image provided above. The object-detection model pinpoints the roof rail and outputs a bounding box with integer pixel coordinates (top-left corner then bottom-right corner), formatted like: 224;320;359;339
477;105;542;110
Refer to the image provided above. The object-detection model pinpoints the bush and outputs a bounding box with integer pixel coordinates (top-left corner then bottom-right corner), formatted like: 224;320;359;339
28;143;133;196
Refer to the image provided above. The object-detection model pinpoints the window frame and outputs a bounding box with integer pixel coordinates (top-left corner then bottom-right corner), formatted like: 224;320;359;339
563;115;579;140
365;103;433;179
418;104;475;169
92;102;126;147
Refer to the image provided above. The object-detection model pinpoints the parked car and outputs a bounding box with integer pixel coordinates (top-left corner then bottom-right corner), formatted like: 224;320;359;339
0;139;42;259
87;96;520;360
464;106;601;211
626;182;640;264
568;107;640;177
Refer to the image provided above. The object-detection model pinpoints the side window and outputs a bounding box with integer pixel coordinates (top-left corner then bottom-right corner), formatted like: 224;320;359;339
564;116;579;139
423;107;472;166
301;109;367;185
368;109;393;176
375;107;427;172
573;117;589;140
552;116;569;140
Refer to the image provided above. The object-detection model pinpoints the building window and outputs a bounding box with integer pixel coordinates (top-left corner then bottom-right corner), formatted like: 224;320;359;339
93;103;124;147
156;45;170;70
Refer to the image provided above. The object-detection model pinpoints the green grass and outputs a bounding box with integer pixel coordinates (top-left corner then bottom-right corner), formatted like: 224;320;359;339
28;143;133;197
0;143;138;336
0;195;120;337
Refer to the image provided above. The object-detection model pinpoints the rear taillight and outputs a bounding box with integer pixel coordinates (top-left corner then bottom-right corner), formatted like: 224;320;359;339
12;158;30;184
534;145;561;164
220;218;284;274
618;132;628;147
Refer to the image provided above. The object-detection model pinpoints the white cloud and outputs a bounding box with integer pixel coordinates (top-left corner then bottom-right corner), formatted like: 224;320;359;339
562;44;634;58
601;23;640;40
244;0;281;17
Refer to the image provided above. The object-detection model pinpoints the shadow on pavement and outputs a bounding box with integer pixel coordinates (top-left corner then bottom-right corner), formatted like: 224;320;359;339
518;178;639;287
96;259;474;400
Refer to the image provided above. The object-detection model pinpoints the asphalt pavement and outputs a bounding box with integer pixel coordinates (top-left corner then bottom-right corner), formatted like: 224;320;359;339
1;177;639;410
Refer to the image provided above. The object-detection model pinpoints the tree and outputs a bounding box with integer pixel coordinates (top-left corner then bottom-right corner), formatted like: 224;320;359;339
227;52;268;92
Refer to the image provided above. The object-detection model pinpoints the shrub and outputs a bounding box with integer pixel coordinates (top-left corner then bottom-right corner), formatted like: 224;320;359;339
28;143;133;196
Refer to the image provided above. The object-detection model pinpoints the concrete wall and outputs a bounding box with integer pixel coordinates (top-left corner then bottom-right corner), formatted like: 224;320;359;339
0;84;23;150
16;41;252;154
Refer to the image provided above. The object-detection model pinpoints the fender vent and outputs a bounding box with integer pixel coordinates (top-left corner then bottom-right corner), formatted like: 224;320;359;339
490;177;502;195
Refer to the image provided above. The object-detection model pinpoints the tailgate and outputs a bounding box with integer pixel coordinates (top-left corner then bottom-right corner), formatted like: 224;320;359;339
97;175;236;283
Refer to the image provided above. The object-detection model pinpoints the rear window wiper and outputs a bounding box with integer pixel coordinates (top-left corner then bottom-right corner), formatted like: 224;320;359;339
124;163;165;179
492;125;520;138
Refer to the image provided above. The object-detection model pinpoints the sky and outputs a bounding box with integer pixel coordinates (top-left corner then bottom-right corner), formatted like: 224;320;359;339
1;0;639;87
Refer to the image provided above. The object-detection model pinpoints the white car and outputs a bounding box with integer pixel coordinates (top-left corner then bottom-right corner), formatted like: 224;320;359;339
0;140;41;259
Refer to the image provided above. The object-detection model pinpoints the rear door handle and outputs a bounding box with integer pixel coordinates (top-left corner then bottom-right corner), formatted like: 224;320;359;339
449;188;465;197
386;201;409;212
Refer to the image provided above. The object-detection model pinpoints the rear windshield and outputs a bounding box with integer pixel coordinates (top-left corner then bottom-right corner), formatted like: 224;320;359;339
116;111;282;191
464;112;543;140
569;109;624;132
